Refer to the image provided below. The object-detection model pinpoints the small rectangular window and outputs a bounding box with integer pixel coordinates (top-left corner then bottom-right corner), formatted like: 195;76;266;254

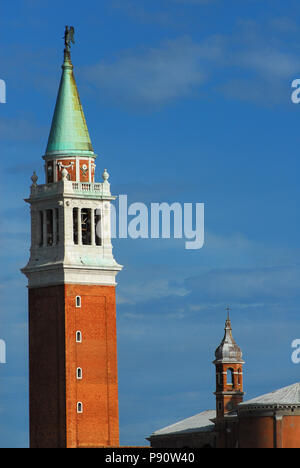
77;402;83;413
76;331;82;343
76;296;81;308
77;368;82;380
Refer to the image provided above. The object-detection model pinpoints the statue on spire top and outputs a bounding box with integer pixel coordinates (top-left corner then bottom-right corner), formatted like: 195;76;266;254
64;26;75;51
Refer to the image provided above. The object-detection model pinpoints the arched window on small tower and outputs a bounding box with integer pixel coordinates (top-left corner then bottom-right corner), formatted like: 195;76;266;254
77;402;83;414
227;368;234;386
77;368;82;380
76;296;81;308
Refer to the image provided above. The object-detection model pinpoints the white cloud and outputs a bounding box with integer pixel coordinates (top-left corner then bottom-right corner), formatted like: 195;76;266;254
117;276;189;305
185;265;300;302
239;48;300;79
83;36;223;107
82;18;300;108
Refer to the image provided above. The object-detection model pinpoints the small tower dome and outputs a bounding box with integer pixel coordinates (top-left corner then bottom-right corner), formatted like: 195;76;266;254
214;315;244;364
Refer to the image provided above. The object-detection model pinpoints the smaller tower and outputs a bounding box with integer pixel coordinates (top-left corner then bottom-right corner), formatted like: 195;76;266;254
214;310;244;420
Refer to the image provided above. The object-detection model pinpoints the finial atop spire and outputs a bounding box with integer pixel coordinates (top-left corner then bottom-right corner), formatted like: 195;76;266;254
225;306;231;322
63;26;75;67
64;26;75;52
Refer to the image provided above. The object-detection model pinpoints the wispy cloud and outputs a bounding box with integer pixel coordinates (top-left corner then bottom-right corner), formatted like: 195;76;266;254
0;118;46;143
185;265;300;302
82;17;300;108
83;36;214;108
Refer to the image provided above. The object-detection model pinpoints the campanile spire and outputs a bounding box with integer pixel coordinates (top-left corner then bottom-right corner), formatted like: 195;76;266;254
22;28;122;448
46;26;93;159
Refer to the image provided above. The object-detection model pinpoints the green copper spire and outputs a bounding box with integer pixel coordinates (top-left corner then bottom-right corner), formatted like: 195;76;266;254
46;27;94;156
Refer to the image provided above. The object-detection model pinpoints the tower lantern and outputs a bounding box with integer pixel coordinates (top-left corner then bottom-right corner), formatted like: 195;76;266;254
22;28;122;448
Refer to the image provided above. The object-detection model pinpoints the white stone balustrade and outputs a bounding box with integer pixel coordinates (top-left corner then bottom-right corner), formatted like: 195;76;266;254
30;179;113;200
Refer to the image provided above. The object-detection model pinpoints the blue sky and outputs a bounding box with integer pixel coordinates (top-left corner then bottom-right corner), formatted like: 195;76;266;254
1;0;300;447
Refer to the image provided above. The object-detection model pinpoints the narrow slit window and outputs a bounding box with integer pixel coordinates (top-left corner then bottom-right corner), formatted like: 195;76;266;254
77;402;83;414
39;211;44;246
55;208;59;244
95;211;102;246
77;368;82;380
73;208;78;245
76;331;82;343
46;209;54;246
81;208;92;245
76;296;81;308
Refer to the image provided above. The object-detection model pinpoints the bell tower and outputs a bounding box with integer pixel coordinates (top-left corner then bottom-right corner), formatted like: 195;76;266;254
214;311;244;420
22;28;122;448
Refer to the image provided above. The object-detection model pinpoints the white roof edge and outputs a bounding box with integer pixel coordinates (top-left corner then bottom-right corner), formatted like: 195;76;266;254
149;409;216;437
239;382;300;407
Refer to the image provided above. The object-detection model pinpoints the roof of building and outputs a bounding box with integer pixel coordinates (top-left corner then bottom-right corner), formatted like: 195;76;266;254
239;383;300;408
214;315;244;364
45;49;94;157
149;410;216;438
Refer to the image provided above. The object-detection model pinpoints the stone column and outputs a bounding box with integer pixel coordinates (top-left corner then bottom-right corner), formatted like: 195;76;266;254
275;414;283;448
